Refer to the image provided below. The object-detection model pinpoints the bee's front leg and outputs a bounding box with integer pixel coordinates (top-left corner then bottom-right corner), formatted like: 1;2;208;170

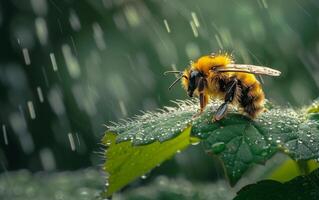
214;78;238;121
193;78;208;118
192;93;208;118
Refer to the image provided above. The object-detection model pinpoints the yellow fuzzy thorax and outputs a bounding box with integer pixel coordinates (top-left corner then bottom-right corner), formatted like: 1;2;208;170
181;53;234;90
192;53;233;72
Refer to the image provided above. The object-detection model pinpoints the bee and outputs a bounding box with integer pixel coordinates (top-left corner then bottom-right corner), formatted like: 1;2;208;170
164;53;281;121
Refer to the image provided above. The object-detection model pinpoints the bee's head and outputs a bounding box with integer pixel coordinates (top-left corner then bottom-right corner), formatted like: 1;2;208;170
186;70;203;97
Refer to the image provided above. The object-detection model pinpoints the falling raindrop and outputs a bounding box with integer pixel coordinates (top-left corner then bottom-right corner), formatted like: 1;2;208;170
48;87;65;116
62;44;81;78
261;0;268;9
50;52;58;71
9;111;34;154
185;42;200;59
2;124;8;145
123;4;140;27
30;0;48;16
69;9;81;31
36;86;44;103
214;34;224;49
191;12;200;27
39;148;56;171
27;101;36;119
22;48;31;65
189;20;198;38
119;100;128;117
163;19;171;33
75;132;81;147
35;17;48;45
92;22;106;50
68;133;76;151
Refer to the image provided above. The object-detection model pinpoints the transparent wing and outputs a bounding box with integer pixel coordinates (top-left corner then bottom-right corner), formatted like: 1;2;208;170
214;64;281;76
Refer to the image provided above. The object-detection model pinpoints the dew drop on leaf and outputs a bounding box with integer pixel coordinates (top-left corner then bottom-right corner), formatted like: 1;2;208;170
211;142;226;154
191;141;200;146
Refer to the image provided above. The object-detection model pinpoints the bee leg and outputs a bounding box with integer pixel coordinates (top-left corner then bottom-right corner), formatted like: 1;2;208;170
214;78;238;121
214;102;229;121
193;78;207;118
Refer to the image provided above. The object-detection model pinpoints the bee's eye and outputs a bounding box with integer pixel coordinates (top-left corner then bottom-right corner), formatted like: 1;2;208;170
189;71;199;86
190;71;200;79
187;70;201;97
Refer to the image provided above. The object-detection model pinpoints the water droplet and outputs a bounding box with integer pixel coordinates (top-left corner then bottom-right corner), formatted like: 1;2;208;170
35;17;48;45
27;101;36;119
163;19;171;33
191;140;200;146
189;21;198;38
191;12;200;27
261;151;268;156
211;142;225;154
62;44;81;78
68;133;76;151
36;86;44;103
2;124;8;145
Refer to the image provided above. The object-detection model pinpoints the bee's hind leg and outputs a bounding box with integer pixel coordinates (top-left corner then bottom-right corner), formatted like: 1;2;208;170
214;78;238;121
214;102;229;121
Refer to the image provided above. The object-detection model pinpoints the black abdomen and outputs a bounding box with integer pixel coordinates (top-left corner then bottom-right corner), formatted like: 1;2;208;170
217;75;265;118
237;80;264;118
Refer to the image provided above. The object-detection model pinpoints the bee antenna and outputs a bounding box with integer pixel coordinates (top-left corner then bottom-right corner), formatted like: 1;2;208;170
168;75;187;90
163;71;183;76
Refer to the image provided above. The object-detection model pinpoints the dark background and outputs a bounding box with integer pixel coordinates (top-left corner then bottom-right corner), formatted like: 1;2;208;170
0;0;318;179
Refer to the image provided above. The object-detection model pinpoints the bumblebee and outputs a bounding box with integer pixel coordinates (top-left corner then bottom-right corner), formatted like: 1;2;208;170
165;53;281;121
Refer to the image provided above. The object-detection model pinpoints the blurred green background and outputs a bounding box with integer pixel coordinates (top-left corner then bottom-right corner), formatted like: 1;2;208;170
0;0;318;184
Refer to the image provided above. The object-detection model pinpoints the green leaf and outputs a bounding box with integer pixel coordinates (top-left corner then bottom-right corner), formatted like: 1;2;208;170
234;168;319;200
193;105;319;184
267;158;319;182
102;126;198;197
103;100;319;194
106;100;195;145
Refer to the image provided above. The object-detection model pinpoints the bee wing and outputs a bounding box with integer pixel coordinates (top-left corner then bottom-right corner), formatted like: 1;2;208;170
215;64;281;76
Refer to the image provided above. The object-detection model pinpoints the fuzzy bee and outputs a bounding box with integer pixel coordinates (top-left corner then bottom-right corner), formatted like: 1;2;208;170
165;53;281;121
